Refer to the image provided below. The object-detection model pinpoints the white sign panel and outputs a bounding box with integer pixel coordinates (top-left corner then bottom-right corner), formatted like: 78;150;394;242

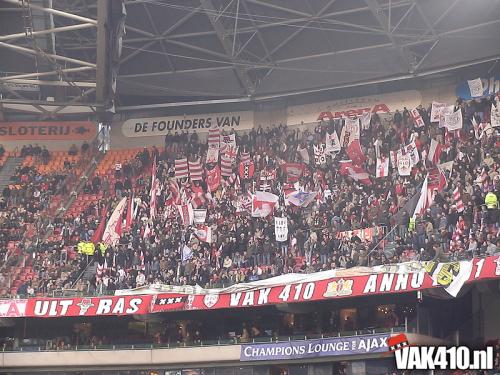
287;90;422;125
122;111;254;137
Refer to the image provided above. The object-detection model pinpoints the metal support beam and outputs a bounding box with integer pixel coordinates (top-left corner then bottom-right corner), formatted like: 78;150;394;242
96;0;110;109
1;78;95;88
0;67;94;81
2;0;98;25
200;0;255;95
0;42;96;67
364;0;411;71
0;23;96;42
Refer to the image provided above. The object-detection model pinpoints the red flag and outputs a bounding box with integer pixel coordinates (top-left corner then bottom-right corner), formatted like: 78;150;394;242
206;166;221;192
149;157;158;219
339;160;372;185
453;187;465;212
91;204;109;243
239;161;255;179
124;194;134;232
281;163;305;182
346;140;366;166
428;139;442;165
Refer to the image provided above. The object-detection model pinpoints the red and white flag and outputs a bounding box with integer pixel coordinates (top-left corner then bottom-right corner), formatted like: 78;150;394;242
194;225;212;243
206;166;221;192
339;160;371;185
340;117;360;148
297;146;310;164
220;155;233;177
175;158;189;179
208;128;220;149
413;175;432;218
124;194;134;232
410;108;425;127
281;163;305;182
189;158;203;181
240;152;251;164
251;191;279;218
346;139;366;166
428;139;442;165
220;133;236;153
376;157;389;178
206;147;219;164
149;158;159;219
453;187;465;212
102;197;127;246
177;203;194;226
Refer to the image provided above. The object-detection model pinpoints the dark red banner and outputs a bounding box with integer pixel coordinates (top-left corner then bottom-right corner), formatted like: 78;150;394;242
9;256;500;318
151;256;500;312
25;295;152;318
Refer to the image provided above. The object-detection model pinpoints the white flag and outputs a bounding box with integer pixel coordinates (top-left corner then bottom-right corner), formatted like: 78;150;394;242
360;112;372;130
438;105;455;128
397;150;411;176
325;131;341;154
376;157;389;178
275;217;288;242
491;103;500;128
181;244;193;262
314;144;326;165
467;78;484;98
193;209;207;224
430;102;447;123
404;141;420;166
102;197;127;246
340;117;360;148
206;147;219;164
444;108;463;131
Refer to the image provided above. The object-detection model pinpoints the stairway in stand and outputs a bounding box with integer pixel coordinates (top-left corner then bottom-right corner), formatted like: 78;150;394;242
0;156;24;191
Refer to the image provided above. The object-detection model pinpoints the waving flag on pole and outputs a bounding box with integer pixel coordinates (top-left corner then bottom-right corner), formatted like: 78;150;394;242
149;157;158;219
346;139;366;165
339;160;371;185
376;157;389;178
102;197;127;246
175;158;189;179
428;139;442;165
92;204;109;243
124;194;134;232
251;191;279;218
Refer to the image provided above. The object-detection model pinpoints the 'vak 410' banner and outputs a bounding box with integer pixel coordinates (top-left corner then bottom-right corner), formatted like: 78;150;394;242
6;256;500;318
121;111;254;137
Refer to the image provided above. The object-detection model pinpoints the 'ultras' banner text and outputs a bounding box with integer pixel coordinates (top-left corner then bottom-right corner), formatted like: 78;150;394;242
0;121;97;140
25;295;152;318
240;333;390;361
6;256;500;318
121;111;254;137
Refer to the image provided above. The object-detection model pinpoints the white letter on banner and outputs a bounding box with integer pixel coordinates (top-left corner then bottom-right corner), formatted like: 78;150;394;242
363;275;378;293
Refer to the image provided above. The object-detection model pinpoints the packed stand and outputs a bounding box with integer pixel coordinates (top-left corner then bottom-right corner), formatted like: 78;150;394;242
0;143;91;297
10;95;500;297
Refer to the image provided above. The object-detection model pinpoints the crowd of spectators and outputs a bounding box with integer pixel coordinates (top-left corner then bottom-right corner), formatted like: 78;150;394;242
3;94;500;297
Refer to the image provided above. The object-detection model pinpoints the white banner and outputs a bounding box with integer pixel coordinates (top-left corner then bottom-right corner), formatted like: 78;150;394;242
314;144;326;165
206;147;219;164
275;217;288;242
360;111;372;130
220;133;236;151
397;151;411;176
444;108;463;131
340;117;360;148
491;103;500;128
325;131;341;154
438;105;455;128
404;141;420;166
121;111;254;137
288;90;422;125
467;78;484;98
430;102;447;123
193;209;207;224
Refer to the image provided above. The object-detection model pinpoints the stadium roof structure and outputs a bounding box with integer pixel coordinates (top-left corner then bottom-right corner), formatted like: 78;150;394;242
1;0;500;117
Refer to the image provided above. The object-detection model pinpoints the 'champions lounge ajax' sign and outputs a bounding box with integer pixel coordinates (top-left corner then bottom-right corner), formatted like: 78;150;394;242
121;111;254;138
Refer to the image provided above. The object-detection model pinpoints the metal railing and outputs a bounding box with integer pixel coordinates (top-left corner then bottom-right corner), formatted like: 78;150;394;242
3;326;407;353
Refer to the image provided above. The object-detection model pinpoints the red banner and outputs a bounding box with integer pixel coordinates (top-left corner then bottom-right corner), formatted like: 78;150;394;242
25;295;152;318
150;256;500;312
3;256;500;318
